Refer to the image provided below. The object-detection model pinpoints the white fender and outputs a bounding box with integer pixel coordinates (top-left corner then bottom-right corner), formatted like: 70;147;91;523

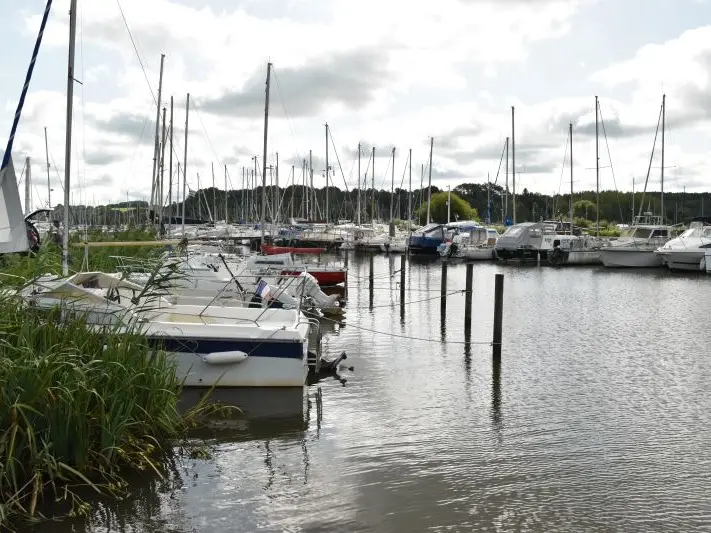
201;351;249;365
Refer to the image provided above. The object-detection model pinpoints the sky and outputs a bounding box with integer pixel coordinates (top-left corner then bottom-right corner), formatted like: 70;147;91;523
2;0;711;210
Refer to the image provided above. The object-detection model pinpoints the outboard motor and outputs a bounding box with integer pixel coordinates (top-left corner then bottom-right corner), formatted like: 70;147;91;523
294;272;339;309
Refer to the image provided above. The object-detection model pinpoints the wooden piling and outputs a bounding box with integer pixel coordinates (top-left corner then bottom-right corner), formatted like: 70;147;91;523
440;261;448;312
492;273;504;359
369;254;374;309
399;254;406;321
464;263;473;334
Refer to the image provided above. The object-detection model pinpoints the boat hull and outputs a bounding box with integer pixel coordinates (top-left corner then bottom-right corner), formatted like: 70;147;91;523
463;247;494;260
599;248;662;268
154;337;309;387
281;269;346;286
494;247;541;262
262;244;324;255
657;250;706;271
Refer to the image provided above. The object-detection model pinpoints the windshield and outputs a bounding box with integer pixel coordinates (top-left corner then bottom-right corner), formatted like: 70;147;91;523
502;226;527;237
632;228;653;239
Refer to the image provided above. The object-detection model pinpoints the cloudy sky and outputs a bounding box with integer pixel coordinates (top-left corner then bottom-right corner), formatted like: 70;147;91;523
2;0;711;210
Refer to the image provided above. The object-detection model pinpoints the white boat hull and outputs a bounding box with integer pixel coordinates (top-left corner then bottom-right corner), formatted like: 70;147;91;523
658;250;706;271
463;247;494;260
172;346;308;387
599;249;662;268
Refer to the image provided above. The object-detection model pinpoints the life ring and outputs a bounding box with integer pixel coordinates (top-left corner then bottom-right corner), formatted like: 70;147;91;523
550;246;564;266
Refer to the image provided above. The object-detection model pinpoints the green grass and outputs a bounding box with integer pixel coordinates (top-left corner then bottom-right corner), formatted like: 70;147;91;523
0;230;222;529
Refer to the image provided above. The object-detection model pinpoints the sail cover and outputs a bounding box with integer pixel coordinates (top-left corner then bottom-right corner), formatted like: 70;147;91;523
0;157;29;253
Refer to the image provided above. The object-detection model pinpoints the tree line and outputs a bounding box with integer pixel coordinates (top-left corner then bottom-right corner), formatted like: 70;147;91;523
49;182;710;227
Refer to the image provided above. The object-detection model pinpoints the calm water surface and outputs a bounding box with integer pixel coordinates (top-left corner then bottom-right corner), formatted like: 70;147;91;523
37;255;711;532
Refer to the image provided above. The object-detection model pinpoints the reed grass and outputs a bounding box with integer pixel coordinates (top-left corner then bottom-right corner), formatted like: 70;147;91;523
0;229;220;530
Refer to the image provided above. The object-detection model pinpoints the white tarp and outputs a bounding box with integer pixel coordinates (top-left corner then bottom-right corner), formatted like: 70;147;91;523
0;157;30;254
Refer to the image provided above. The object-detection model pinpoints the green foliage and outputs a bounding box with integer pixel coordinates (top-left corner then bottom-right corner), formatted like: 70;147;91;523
416;191;479;224
0;298;182;527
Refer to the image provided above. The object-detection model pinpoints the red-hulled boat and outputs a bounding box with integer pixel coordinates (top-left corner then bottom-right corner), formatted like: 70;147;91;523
261;244;325;255
280;268;346;286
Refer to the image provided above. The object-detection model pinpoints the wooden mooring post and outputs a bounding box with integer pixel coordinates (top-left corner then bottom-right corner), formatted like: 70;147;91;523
464;263;473;335
440;261;448;312
369;254;374;309
492;273;504;359
399;254;406;320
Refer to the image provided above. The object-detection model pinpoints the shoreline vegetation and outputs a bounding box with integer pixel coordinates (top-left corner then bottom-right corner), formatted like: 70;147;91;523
0;231;219;530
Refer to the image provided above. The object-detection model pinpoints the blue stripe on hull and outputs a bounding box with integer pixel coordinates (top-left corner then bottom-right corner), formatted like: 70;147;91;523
148;337;304;359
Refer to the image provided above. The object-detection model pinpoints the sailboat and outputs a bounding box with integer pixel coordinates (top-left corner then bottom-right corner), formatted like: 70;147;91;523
599;95;679;268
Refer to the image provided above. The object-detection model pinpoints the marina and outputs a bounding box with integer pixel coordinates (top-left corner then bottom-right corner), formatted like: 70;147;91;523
24;253;711;533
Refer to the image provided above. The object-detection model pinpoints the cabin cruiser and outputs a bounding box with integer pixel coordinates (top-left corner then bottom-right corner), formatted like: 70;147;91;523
599;214;678;268
408;220;481;255
438;226;499;260
654;217;711;270
495;220;601;265
18;272;313;387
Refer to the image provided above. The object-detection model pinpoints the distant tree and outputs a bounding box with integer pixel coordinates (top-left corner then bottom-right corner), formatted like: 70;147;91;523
416;191;479;224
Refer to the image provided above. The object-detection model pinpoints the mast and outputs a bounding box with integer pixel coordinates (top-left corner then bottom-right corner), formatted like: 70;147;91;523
159;106;166;227
241;167;245;221
357;142;361;226
511;106;516;224
408;148;412;237
505;136;509;219
661;94;666;222
290;164;295;220
253;156;258;221
447;186;451;223
150;53;165;222
224;164;228;224
44;127;51;212
24;156;31;215
309;149;313;221
260;62;272;243
390;147;395;223
426;137;433;224
325;123;329;224
211;162;216;222
595;95;600;237
181;93;189;236
487;172;491;224
168;97;173;236
62;0;78;275
371;146;375;222
569;122;573;230
275;152;279;224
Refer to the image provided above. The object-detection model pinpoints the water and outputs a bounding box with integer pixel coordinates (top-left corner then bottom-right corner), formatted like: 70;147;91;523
33;255;711;532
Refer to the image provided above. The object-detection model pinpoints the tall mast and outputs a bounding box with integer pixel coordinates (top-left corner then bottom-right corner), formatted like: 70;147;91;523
62;0;78;275
224;164;228;224
390;147;395;223
595;95;600;237
408;148;412;236
357;143;361;226
211;162;216;222
487;172;491;224
44;127;51;213
426;137;433;224
150;53;165;221
159;106;166;227
511;106;516;224
181;93;189;236
505;136;509;219
302;159;307;219
569;122;573;230
371;146;375;222
290;164;295;220
325;123;329;224
309;150;314;220
168;97;173;237
275;152;279;224
253;156;258;221
260;62;272;242
661;94;666;222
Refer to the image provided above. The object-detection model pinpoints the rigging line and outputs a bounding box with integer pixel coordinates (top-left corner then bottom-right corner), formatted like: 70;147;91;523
349;289;466;309
492;139;506;186
115;0;157;105
378;149;392;190
326;126;351;192
272;67;308;178
190;101;225;170
597;103;625;224
317;313;491;345
637;103;664;220
553;134;569;216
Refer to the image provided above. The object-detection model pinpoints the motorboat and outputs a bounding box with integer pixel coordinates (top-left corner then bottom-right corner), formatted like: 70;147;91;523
408;220;481;255
245;253;346;286
438;226;499;260
654;217;711;270
599;214;678;268
18;273;313;387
